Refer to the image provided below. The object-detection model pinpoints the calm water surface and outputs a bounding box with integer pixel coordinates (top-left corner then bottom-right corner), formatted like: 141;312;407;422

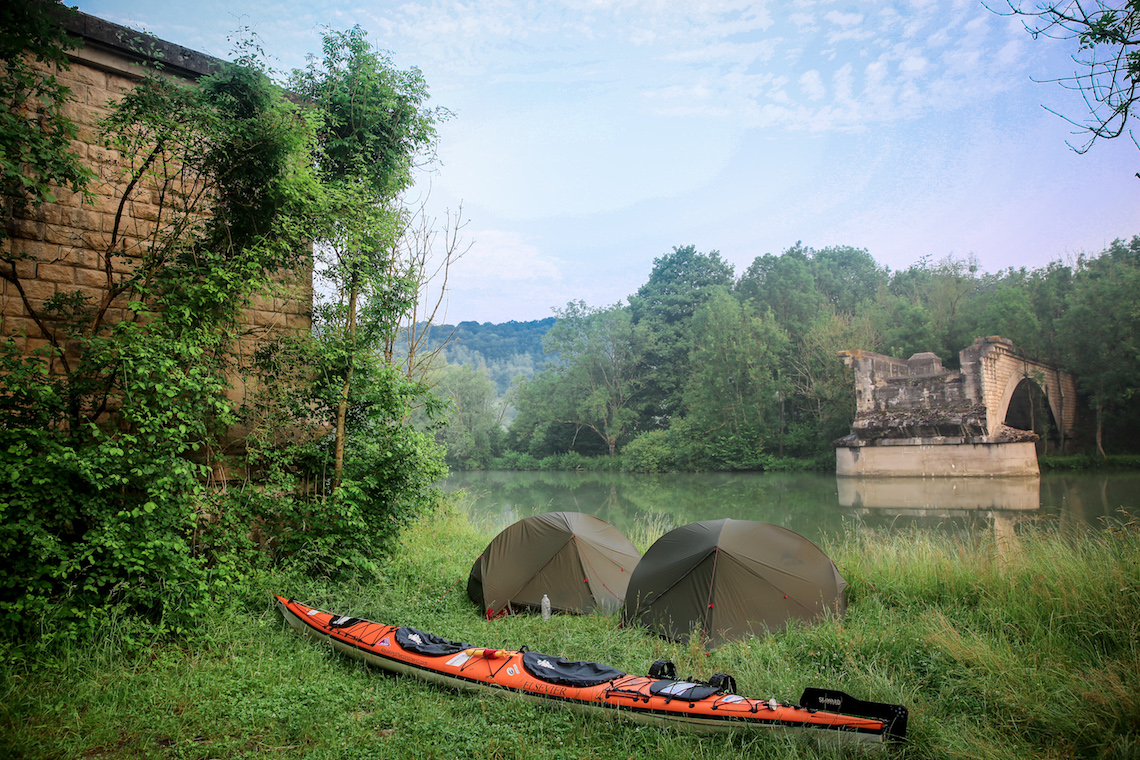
440;470;1140;546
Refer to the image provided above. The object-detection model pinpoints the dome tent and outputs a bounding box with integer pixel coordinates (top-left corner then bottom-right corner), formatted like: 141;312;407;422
467;512;642;619
622;519;847;648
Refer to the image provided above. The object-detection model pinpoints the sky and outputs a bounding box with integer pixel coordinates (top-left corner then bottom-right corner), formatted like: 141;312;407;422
74;0;1140;324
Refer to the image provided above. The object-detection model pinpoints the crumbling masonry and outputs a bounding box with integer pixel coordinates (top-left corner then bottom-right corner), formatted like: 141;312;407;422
835;337;1077;477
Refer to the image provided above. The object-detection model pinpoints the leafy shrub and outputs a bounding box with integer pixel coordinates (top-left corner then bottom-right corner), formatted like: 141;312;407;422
537;451;586;471
1039;453;1140;470
489;451;541;470
0;334;247;642
620;430;675;473
0;27;447;648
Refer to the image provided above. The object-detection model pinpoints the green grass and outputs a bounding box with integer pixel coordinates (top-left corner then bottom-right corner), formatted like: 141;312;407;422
1039;453;1140;471
2;500;1138;759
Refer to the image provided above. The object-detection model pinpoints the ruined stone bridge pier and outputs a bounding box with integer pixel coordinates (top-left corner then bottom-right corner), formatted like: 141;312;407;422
835;337;1078;477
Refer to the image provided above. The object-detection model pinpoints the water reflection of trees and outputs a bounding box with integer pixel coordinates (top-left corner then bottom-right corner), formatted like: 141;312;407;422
1041;472;1140;531
442;471;1140;547
443;471;849;543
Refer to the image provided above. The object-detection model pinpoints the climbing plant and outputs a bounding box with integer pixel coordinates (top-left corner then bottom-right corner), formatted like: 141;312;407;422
0;0;93;236
0;19;449;645
0;51;325;643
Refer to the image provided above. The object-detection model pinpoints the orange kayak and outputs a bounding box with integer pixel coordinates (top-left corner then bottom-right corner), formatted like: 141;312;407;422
276;596;907;744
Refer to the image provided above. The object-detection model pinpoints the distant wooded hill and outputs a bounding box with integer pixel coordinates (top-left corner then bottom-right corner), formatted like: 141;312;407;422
417;318;556;394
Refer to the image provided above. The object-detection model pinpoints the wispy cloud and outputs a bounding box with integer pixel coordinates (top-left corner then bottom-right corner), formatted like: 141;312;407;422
323;0;1041;139
455;229;563;285
799;69;825;100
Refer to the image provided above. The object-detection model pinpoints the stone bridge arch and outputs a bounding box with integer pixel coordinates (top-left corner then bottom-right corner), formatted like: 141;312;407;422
835;336;1078;477
960;337;1078;443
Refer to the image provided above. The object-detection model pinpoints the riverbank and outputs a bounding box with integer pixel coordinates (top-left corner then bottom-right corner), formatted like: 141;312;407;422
2;500;1137;759
1039;453;1140;471
486;450;835;473
478;451;1140;475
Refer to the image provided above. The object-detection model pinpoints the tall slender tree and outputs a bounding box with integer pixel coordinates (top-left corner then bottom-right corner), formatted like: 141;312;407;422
289;28;446;489
516;301;652;457
1057;248;1140;455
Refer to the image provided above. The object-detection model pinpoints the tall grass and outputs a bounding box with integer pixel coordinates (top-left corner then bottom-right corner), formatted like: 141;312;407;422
828;518;1140;759
1;500;1137;759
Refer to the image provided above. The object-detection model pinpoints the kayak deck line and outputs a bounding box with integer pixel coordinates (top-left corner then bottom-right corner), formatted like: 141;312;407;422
276;595;907;744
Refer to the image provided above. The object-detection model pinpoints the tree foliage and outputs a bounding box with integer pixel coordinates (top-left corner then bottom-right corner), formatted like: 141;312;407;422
628;245;735;421
425;362;506;469
504;235;1140;469
1056;243;1140;453
678;290;790;469
514;301;652;457
809;245;887;314
736;243;824;343
1;19;449;645
0;0;93;231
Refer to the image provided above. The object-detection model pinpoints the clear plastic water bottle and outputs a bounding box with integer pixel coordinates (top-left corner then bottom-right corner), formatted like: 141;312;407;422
541;594;551;620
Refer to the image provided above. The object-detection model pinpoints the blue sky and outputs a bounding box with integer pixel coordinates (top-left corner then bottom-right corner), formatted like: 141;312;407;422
75;0;1140;323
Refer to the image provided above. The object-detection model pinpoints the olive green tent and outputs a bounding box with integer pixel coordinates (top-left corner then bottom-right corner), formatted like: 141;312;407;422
467;512;642;619
622;519;847;648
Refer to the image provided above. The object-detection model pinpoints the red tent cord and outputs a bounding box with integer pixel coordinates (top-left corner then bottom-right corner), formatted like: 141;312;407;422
701;547;720;647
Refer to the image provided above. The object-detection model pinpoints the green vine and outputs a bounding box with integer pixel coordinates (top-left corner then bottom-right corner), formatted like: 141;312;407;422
0;16;448;651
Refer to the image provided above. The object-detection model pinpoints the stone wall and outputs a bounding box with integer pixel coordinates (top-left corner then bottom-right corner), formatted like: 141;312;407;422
836;347;987;441
838;336;1077;444
960;336;1078;438
835;337;1079;476
2;10;311;402
838;347;976;416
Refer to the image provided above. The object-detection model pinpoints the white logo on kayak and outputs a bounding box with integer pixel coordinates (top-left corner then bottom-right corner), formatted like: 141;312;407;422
660;682;698;696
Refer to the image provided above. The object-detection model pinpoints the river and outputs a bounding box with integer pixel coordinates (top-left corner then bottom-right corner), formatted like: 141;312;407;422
440;470;1140;546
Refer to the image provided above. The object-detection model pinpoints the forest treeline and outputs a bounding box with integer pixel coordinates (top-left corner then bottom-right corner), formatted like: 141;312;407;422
406;318;554;394
429;238;1140;471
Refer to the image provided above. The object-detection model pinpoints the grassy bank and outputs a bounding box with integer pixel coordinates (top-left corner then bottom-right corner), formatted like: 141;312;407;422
1038;454;1140;471
2;502;1138;759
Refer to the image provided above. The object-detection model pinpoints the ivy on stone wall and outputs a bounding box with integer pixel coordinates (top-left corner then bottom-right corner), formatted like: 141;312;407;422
0;1;93;233
0;15;447;649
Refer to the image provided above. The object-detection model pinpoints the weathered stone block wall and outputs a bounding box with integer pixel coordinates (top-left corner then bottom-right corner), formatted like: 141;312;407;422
835;336;1079;475
839;337;1077;442
836;349;975;415
3;53;140;357
962;336;1078;437
2;11;311;396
